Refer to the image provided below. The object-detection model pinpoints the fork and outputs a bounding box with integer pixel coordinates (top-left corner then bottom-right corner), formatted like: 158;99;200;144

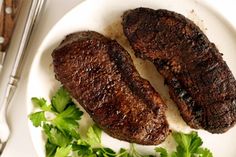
0;0;45;155
0;95;10;154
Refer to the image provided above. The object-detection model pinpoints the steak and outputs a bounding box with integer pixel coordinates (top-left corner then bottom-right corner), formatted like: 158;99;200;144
122;8;236;133
52;31;169;145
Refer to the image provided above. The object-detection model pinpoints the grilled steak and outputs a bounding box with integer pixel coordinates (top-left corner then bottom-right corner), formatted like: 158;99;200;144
122;8;236;133
52;31;169;145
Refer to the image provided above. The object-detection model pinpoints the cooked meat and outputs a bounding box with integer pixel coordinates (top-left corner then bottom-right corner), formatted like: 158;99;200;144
52;31;169;145
122;8;236;133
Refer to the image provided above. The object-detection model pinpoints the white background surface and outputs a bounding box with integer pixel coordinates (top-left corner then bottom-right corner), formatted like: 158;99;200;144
0;0;235;156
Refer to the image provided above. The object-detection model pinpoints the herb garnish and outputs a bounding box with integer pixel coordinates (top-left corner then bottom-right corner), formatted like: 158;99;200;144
29;87;213;157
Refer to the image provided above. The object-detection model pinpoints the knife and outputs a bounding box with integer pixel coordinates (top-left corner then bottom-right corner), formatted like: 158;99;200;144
0;0;45;154
0;0;22;72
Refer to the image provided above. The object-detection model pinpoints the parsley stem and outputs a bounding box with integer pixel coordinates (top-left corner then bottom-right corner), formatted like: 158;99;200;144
116;150;129;157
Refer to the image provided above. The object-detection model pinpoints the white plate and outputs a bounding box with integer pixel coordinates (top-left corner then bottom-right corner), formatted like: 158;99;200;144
26;0;236;156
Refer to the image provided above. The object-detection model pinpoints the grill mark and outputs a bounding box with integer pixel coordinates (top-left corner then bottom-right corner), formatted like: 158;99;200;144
52;31;169;145
122;7;236;133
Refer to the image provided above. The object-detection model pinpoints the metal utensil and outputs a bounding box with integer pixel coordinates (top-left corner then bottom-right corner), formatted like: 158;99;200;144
0;0;45;155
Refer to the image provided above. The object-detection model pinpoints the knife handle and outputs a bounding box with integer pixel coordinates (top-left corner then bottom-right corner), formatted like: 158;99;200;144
0;0;22;53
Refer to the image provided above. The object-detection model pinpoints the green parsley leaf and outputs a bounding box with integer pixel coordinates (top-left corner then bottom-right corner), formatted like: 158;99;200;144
52;105;83;139
53;116;79;139
93;148;116;157
154;131;213;157
45;140;58;157
93;148;105;157
29;111;46;127
43;124;72;147
169;131;213;157
73;126;117;157
58;104;83;120
155;147;168;157
73;140;93;156
172;131;203;157
196;148;213;157
117;148;130;157
52;87;71;113
102;148;116;156
32;97;51;111
86;124;102;147
54;145;72;157
29;86;213;157
170;153;177;157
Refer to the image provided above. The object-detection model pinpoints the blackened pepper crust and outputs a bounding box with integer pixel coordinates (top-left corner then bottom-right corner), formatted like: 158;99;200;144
122;8;236;133
52;31;169;145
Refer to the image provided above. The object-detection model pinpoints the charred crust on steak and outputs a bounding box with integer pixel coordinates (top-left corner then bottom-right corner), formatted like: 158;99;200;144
52;31;170;145
122;8;236;133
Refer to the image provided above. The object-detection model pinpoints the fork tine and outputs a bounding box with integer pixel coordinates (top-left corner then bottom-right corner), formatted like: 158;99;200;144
0;141;7;155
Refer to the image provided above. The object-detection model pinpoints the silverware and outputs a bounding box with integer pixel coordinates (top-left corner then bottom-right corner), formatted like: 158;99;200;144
0;0;45;155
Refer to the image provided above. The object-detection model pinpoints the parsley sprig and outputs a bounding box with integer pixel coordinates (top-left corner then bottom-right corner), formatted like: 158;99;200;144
29;87;213;157
155;132;213;157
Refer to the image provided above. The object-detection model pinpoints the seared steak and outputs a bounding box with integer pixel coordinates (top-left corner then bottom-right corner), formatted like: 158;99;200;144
122;8;236;133
52;31;169;145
